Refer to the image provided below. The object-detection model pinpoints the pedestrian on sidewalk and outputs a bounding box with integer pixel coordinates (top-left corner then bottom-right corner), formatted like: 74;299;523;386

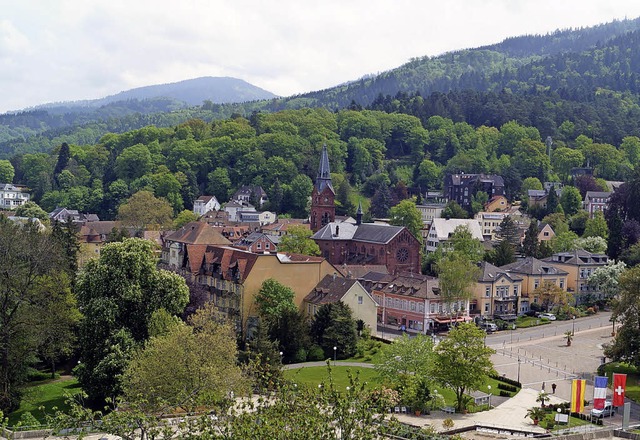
542;382;546;392
552;383;556;394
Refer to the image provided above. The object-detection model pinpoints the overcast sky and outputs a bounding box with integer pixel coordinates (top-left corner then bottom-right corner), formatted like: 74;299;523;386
2;0;640;114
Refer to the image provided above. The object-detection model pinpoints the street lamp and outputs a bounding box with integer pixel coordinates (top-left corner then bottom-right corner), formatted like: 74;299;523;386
279;351;283;363
517;357;521;384
511;323;516;344
487;385;492;408
333;346;337;363
572;315;576;336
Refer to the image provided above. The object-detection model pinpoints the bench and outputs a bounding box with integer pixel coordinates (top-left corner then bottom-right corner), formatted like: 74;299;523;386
442;406;455;414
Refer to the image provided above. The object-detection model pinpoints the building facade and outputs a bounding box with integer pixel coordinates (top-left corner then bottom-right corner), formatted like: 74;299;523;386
443;174;505;211
544;250;609;304
0;184;30;209
472;262;524;319
193;195;221;216
310;144;336;233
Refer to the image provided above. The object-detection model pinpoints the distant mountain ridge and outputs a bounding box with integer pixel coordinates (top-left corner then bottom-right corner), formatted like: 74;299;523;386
34;76;278;113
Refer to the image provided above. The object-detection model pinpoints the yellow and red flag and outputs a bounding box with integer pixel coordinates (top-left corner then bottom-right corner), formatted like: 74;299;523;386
571;379;586;413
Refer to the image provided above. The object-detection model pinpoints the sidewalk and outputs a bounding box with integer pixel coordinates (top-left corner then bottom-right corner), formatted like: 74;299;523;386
393;388;564;434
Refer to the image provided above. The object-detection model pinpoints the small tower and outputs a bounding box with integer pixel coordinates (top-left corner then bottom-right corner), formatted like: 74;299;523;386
356;199;363;226
310;144;335;232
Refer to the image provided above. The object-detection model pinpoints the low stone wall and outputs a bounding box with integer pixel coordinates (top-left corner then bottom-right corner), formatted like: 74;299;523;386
554;428;616;440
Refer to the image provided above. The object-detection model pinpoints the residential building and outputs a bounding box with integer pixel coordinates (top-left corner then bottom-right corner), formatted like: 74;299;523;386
416;202;446;223
527;190;548;209
224;201;255;222
234;232;279;253
231;185;268;208
49;207;99;224
472;262;524;319
77;220;122;266
584;191;611;218
238;210;276;225
0;184;30;209
484;195;509;212
193;195;220;216
475;211;510;241
443;174;504;211
262;218;308;237
183;245;338;334
544;250;610;304
500;257;569;309
537;223;555;243
372;273;471;334
162;221;231;267
425;218;484;254
303;274;378;332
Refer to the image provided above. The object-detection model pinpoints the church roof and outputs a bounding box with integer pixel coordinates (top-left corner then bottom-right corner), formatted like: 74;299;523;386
315;143;334;194
312;221;404;244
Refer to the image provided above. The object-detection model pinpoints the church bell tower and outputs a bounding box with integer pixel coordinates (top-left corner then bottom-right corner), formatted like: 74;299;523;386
310;144;335;232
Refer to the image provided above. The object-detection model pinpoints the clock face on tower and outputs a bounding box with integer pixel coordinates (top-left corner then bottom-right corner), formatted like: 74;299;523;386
396;247;409;263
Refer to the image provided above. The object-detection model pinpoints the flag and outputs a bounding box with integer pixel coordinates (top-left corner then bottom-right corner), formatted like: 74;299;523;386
613;373;627;407
571;379;586;413
593;376;607;409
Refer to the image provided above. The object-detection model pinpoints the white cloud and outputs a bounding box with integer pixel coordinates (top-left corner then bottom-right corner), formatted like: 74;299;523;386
1;0;640;113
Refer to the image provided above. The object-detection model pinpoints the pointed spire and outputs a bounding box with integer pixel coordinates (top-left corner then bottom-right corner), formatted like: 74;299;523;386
356;199;363;225
315;143;334;194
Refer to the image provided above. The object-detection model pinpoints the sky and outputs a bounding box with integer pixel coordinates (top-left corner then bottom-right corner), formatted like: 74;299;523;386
2;1;640;114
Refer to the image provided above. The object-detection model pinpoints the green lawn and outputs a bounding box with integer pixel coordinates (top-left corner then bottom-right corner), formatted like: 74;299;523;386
8;377;81;427
515;316;551;328
284;366;381;390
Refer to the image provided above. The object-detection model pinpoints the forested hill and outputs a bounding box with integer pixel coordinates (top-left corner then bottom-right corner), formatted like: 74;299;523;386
279;17;640;110
36;77;277;112
0;78;276;157
3;17;640;158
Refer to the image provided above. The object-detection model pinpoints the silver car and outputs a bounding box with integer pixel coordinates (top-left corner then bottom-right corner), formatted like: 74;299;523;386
591;401;615;418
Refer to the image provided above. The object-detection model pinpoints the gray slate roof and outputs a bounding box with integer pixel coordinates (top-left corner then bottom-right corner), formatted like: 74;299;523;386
312;221;403;244
499;256;569;276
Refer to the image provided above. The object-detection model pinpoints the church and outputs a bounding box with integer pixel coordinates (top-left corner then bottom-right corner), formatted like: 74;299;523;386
310;144;421;275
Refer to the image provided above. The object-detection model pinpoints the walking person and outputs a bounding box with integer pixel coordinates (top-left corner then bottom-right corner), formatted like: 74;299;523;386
552;383;556;394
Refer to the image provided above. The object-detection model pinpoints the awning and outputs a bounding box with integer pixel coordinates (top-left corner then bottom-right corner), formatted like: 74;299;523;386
434;316;472;324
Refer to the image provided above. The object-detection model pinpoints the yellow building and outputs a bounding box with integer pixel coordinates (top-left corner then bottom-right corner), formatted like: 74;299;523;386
185;245;339;335
473;262;523;319
544;250;609;305
303;275;379;332
500;257;569;310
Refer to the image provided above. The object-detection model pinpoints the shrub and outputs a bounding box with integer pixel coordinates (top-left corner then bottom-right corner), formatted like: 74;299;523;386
498;383;518;392
293;348;307;363
307;345;325;361
499;390;511;397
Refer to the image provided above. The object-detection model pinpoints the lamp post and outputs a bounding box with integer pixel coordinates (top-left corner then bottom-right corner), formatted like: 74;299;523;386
279;351;283;364
511;323;516;344
487;385;492;408
572;315;576;336
517;357;521;384
333;346;337;363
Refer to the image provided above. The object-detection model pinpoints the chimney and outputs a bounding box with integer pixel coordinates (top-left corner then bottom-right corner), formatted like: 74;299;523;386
333;272;337;281
334;225;339;237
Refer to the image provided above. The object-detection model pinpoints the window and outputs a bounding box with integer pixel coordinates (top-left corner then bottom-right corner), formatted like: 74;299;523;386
560;280;564;289
256;243;262;250
358;296;363;305
484;303;489;312
514;286;518;296
485;286;490;297
534;280;539;289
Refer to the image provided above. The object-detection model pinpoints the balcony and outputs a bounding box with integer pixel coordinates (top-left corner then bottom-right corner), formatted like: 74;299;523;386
494;296;518;302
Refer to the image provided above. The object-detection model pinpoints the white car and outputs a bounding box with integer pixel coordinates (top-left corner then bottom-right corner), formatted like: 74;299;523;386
591;401;615;418
538;313;556;321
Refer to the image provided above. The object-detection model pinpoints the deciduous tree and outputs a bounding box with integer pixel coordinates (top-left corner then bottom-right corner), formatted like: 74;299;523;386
117;190;173;232
433;323;495;411
75;238;189;406
278;225;321;256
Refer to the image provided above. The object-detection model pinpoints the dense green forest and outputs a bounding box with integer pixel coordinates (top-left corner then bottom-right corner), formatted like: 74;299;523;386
6;106;640;224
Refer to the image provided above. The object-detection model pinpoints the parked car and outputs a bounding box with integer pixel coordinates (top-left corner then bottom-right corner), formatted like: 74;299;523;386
591;401;615;418
479;322;498;333
538;313;556;321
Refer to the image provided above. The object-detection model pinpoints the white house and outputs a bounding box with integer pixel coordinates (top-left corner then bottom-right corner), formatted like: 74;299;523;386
238;210;277;225
0;184;30;209
224;201;255;222
425;218;484;254
193;195;221;216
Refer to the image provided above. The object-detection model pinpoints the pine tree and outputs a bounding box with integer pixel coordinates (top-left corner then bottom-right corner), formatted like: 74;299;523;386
522;221;540;257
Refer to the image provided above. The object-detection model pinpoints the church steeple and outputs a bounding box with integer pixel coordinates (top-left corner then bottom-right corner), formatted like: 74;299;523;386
310;143;336;233
316;143;334;194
